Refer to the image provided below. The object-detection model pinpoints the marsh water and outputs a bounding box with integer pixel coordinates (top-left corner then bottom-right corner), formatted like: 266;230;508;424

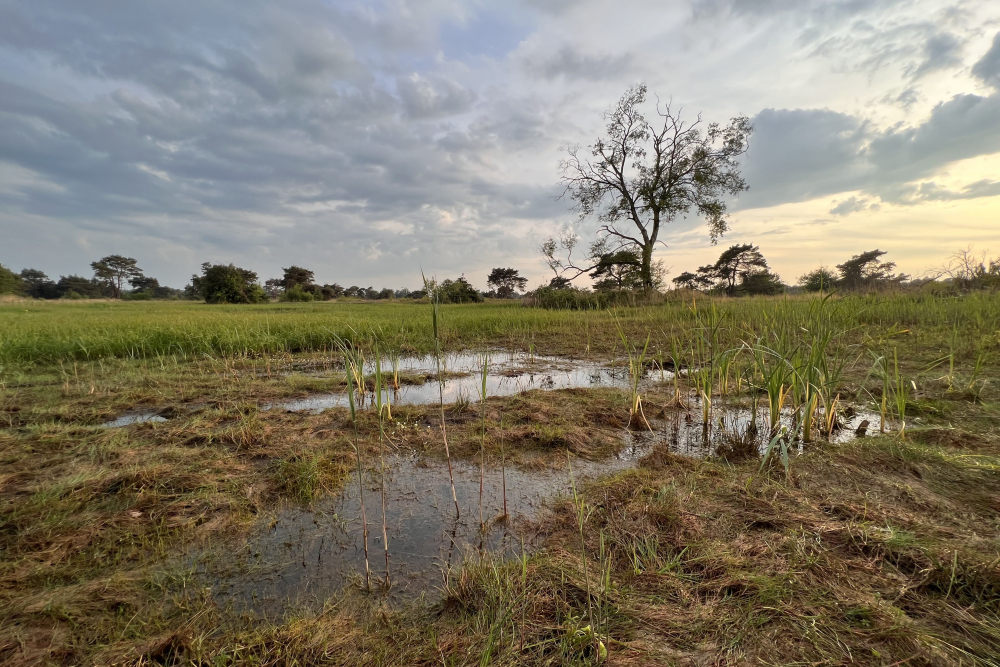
207;449;645;614
263;352;642;412
96;352;881;611
206;396;878;615
99;411;168;428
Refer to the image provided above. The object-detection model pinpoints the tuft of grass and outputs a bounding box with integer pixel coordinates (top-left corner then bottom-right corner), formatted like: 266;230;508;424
273;455;323;503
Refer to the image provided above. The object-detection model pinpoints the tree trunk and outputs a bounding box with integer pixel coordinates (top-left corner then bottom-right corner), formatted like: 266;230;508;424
640;242;654;290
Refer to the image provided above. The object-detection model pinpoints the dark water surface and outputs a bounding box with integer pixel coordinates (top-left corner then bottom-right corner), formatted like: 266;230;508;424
206;400;878;615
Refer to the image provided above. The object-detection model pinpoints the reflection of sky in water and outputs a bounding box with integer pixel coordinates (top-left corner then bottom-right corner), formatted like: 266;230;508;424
266;352;643;413
207;402;877;614
100;411;167;428
633;403;883;458
208;449;643;614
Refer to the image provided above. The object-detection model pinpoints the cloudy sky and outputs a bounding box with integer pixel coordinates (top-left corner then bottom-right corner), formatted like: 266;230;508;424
1;0;999;290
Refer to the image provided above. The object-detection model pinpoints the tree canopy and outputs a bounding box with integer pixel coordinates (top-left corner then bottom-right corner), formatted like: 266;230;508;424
674;244;783;296
189;263;267;304
91;255;143;299
798;267;838;292
0;264;23;295
550;85;753;289
836;250;907;291
486;268;528;298
434;277;483;303
281;266;315;289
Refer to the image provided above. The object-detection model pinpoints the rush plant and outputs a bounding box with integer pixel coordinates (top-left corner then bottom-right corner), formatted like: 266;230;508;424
423;272;460;518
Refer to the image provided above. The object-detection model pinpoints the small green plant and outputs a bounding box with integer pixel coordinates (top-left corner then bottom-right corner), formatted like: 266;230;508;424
567;453;605;662
892;348;907;440
615;316;651;430
387;344;401;391
751;343;789;434
274;455;322;503
968;347;988;398
499;409;508;520
761;428;791;478
667;336;687;408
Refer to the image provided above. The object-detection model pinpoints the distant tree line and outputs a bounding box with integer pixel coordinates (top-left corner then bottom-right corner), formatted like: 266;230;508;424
795;250;909;293
671;243;783;296
4;247;998;305
0;257;531;305
0;255;181;300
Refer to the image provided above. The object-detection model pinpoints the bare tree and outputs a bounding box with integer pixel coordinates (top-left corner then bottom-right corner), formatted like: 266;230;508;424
549;85;752;289
939;245;1000;290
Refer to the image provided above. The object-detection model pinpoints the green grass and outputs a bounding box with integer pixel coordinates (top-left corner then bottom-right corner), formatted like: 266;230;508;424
2;292;1000;366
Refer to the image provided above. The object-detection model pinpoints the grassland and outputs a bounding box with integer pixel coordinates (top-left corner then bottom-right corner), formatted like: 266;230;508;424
1;293;999;666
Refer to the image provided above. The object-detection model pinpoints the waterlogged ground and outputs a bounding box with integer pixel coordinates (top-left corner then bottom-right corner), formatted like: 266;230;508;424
267;352;639;412
204;396;881;614
207;449;647;613
89;352;885;616
5;295;1000;666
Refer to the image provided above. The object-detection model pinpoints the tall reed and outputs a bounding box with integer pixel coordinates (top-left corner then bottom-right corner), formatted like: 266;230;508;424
340;340;370;590
668;337;687;408
424;273;460;517
372;341;391;585
892;348;907;440
499;408;508;520
477;351;489;528
615;317;651;430
750;342;789;434
568;454;596;658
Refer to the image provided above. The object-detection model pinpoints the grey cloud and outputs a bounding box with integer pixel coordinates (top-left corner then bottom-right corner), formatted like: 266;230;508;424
738;89;1000;210
901;179;1000;202
972;32;1000;88
2;0;998;288
866;93;1000;185
0;1;565;287
887;86;920;110
526;46;634;81
694;1;971;87
908;32;963;79
515;0;586;15
396;74;477;119
736;107;869;209
693;0;880;21
830;196;871;215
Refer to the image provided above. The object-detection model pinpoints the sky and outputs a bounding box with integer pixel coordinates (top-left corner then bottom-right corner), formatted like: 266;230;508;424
1;0;999;291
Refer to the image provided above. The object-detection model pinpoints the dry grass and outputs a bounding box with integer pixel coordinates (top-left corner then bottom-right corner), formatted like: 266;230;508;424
1;295;999;665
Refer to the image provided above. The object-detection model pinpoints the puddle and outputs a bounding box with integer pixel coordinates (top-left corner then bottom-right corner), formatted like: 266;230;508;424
265;352;643;413
204;400;878;615
206;447;647;615
629;403;883;458
99;411;168;428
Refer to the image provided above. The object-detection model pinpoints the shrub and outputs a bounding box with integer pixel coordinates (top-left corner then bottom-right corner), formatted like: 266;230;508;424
281;284;316;302
524;286;662;310
57;275;107;299
739;271;784;295
798;268;838;292
189;263;268;304
436;277;483;304
0;264;24;295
